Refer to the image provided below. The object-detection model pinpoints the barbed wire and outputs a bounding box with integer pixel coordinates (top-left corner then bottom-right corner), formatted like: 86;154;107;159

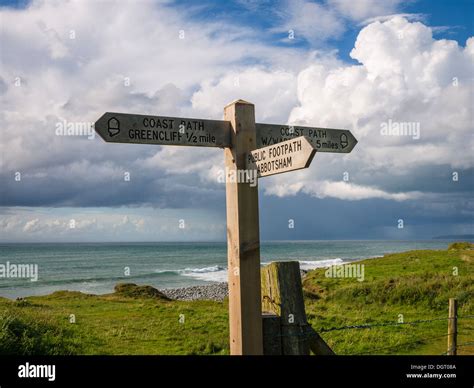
313;314;474;333
269;320;473;355
353;334;450;355
269;312;474;355
275;327;463;342
441;341;474;355
317;316;449;333
272;314;473;337
457;341;474;347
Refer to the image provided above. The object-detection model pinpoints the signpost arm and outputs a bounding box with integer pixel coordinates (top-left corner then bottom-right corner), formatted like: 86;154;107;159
224;100;263;355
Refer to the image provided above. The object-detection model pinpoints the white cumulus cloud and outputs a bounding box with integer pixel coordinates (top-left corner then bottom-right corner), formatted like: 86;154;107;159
257;17;473;201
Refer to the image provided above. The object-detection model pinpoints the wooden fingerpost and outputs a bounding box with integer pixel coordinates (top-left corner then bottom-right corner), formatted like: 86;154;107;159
224;100;263;355
447;298;457;355
94;99;357;356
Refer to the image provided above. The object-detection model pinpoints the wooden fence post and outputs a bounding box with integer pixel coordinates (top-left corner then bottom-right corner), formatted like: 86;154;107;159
224;100;263;355
262;261;309;355
447;298;457;355
261;261;310;355
262;313;282;355
261;261;335;355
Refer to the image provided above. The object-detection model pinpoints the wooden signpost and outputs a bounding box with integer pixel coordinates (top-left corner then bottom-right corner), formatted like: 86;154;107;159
94;99;357;355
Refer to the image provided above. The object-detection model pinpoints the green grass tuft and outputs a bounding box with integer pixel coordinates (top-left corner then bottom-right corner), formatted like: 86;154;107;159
0;308;80;355
448;241;474;251
112;283;170;300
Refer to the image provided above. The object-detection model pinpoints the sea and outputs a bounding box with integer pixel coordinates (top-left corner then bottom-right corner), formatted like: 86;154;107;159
0;240;454;299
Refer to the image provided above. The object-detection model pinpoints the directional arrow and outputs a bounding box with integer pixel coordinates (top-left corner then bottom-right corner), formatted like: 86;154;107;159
255;123;357;153
95;112;231;148
247;136;316;178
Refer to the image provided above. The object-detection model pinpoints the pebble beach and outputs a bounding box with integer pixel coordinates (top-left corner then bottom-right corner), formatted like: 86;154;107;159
159;282;229;301
158;269;308;301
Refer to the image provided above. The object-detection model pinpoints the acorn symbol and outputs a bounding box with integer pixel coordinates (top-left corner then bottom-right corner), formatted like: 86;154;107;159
340;133;348;148
108;117;120;137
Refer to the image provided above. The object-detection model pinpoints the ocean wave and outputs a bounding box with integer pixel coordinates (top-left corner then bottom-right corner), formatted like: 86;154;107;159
170;259;358;283
259;258;345;271
298;258;344;270
178;265;227;282
174;260;350;283
153;269;180;275
179;265;225;274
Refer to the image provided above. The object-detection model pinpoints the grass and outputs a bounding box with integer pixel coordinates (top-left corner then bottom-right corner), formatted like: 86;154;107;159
303;245;474;355
0;289;228;355
0;244;472;355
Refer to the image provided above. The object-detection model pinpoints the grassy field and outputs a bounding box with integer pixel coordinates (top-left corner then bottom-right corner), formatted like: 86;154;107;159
0;244;473;355
303;244;474;355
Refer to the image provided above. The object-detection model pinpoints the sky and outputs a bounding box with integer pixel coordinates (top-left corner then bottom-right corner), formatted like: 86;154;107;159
0;0;473;242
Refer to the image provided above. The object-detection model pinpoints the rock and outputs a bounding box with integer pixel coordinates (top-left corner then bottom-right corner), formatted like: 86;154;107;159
159;283;228;301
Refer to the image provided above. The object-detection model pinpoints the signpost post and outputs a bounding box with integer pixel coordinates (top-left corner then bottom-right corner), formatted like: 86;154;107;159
224;100;263;355
94;100;357;355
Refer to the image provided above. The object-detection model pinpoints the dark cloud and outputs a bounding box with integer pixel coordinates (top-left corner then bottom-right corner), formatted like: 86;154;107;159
259;193;473;240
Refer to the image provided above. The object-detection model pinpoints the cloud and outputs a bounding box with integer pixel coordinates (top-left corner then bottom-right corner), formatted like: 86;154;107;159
0;0;472;213
265;180;423;201
254;16;473;204
0;0;304;207
23;218;40;233
328;0;405;22
191;67;298;122
288;17;473;169
273;0;408;45
360;13;426;26
112;215;144;231
0;208;226;242
279;0;345;43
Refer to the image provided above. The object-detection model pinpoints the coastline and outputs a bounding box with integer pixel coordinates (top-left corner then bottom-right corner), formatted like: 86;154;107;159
4;255;382;301
1;245;472;355
0;240;451;300
134;255;384;301
157;267;313;301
